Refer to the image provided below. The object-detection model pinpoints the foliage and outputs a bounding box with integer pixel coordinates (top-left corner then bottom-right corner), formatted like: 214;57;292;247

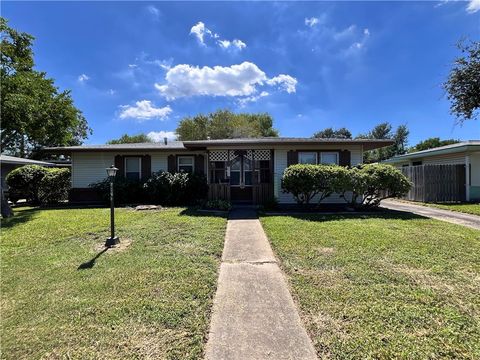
443;40;480;122
313;127;352;139
408;137;460;153
143;171;208;205
340;164;412;208
5;165;49;204
204;199;232;211
281;164;349;205
260;196;279;211
38;168;71;205
176;109;278;140
107;133;154;144
89;177;146;205
0;17;90;157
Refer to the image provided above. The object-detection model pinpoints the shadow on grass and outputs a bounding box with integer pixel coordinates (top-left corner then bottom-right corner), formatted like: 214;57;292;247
179;207;229;218
1;208;40;229
78;248;108;270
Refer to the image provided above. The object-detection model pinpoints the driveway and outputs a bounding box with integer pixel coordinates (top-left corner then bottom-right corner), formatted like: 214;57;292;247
381;199;480;230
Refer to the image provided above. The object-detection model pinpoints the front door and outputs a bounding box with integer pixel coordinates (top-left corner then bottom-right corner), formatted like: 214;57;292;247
230;152;253;203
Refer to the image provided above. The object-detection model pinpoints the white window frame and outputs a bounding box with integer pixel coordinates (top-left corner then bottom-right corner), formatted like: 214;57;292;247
124;156;142;179
320;152;339;165
298;152;318;165
177;156;195;173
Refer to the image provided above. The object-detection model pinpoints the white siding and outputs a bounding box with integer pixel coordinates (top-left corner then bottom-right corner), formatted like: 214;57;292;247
423;152;466;165
470;153;480;186
72;152;115;188
274;147;362;204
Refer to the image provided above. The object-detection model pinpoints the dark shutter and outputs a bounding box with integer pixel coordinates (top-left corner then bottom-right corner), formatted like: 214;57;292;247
287;151;298;166
195;154;205;175
339;150;351;167
141;155;151;179
114;155;124;178
167;155;176;173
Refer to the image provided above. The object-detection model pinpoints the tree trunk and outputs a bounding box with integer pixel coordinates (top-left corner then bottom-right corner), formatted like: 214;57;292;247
1;189;14;218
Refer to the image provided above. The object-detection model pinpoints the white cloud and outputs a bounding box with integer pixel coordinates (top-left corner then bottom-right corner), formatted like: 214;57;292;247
154;61;297;100
364;28;370;36
147;130;177;142
119;100;172;121
128;64;137;68
107;89;116;95
237;91;269;107
146;5;160;18
466;0;480;13
190;21;246;50
305;17;319;27
78;74;89;83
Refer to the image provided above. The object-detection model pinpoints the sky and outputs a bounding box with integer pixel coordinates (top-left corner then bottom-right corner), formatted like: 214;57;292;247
3;1;480;145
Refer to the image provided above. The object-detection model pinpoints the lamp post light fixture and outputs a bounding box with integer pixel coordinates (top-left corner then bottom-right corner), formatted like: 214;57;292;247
105;165;120;247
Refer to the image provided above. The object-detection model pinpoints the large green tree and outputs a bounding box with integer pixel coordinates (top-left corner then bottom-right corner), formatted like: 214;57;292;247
443;40;480;123
408;137;459;153
176;109;278;140
107;133;153;144
1;18;90;157
313;127;352;139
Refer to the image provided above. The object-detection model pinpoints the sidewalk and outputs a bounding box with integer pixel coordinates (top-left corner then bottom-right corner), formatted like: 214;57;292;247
205;208;317;360
381;199;480;230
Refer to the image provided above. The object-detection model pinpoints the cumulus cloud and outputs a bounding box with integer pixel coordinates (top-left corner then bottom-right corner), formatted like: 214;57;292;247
237;91;269;107
78;74;89;83
146;5;160;19
147;130;177;142
305;17;319;27
119;100;172;121
154;61;297;100
190;21;246;50
466;0;480;13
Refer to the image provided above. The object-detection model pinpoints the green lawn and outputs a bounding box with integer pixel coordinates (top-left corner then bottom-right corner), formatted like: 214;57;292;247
261;213;480;359
424;202;480;216
1;206;226;359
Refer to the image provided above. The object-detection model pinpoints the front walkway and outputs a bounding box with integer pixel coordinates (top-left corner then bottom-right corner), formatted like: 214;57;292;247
205;208;317;360
381;199;480;230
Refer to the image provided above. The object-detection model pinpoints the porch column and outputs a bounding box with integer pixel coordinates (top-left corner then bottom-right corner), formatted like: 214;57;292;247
466;154;471;202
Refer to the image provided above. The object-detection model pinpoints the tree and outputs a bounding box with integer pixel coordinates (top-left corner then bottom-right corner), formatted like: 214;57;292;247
176;109;278;140
408;137;459;153
313;127;352;139
391;124;409;156
1;17;90;158
443;40;480;123
107;133;154;144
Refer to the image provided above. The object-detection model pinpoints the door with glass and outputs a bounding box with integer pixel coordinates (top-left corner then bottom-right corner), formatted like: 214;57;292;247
230;152;253;202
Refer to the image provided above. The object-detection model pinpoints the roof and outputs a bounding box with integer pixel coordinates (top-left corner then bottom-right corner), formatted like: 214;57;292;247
0;155;55;166
43;137;394;153
384;140;480;163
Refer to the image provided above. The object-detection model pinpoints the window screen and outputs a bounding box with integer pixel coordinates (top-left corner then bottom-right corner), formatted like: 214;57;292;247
125;157;141;180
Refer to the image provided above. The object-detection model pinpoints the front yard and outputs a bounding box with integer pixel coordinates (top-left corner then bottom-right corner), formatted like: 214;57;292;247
261;212;480;359
422;202;480;216
1;207;226;359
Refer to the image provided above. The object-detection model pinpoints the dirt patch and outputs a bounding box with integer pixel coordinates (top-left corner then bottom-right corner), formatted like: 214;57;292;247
94;238;133;253
317;247;335;255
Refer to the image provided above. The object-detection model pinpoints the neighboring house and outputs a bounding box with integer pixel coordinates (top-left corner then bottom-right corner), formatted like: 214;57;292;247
0;155;55;192
384;140;480;202
44;137;393;204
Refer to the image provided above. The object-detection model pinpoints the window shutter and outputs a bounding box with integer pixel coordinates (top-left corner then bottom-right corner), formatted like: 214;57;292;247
339;150;351;167
287;150;298;166
167;155;176;173
195;154;205;175
114;155;124;178
141;155;151;179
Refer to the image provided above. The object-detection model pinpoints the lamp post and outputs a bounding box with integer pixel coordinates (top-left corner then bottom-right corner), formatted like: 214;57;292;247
105;165;120;247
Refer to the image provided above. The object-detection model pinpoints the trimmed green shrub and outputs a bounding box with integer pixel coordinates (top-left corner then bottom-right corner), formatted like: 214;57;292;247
5;165;49;204
89;177;146;205
38;168;71;205
204;200;232;211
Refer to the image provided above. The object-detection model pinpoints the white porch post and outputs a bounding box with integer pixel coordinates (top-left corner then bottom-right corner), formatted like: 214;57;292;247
465;154;471;202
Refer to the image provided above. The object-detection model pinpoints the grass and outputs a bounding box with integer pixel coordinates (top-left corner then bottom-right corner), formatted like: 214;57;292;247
1;206;226;359
422;202;480;216
261;212;480;359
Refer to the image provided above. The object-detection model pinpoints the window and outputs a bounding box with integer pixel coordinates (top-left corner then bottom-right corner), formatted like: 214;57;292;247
320;152;339;165
125;157;141;180
299;152;317;165
412;161;422;166
178;156;194;173
255;160;271;183
209;161;228;183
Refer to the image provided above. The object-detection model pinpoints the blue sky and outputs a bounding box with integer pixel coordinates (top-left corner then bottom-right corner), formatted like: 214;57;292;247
4;1;480;145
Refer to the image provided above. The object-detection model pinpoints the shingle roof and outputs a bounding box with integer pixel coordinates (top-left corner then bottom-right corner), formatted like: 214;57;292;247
0;155;55;166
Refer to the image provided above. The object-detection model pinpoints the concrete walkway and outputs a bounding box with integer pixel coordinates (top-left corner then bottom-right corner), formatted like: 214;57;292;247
381;199;480;230
205;208;317;360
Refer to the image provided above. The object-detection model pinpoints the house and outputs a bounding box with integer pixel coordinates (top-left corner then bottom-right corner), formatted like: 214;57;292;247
44;137;394;204
384;140;480;202
0;155;55;193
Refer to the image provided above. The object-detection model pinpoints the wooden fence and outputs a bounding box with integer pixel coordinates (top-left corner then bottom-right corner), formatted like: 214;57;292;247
208;183;230;202
400;164;466;202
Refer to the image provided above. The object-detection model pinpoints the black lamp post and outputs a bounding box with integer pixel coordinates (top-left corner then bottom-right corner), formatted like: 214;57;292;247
105;165;120;247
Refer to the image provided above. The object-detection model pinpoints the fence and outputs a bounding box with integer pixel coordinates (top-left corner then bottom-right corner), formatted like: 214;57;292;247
400;164;466;202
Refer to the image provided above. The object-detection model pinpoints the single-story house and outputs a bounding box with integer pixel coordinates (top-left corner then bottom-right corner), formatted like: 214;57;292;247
45;137;393;204
0;155;55;192
384;140;480;202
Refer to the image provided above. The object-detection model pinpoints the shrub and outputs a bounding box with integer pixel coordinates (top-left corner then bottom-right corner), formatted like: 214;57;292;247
340;164;412;209
89;177;146;205
38;168;71;205
204;199;232;211
5;165;49;204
